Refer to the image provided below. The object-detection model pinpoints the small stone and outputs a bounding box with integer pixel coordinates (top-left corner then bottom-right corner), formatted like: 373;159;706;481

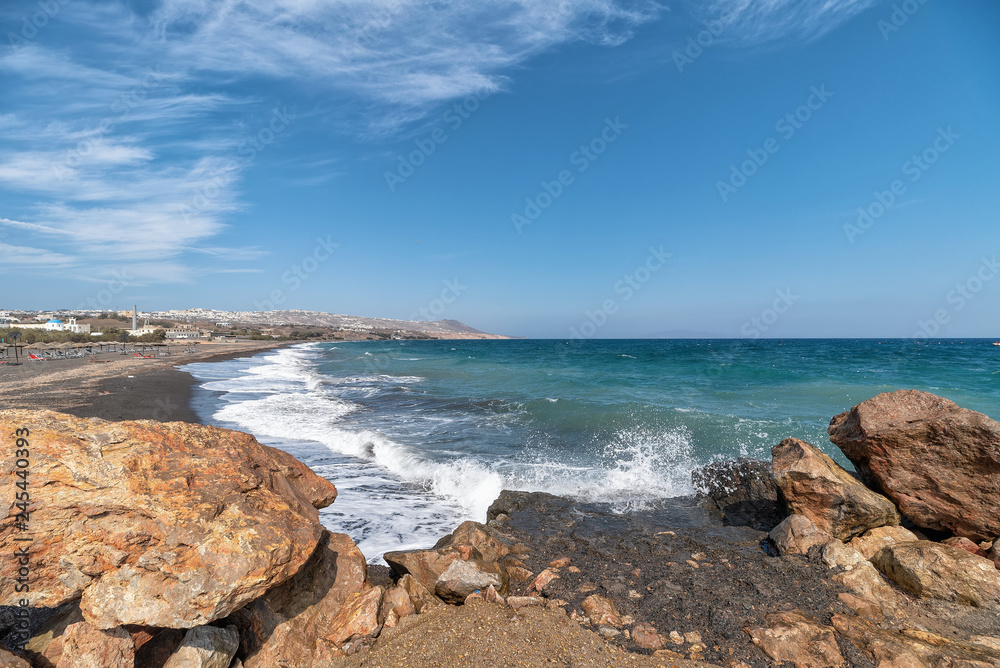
506;596;544;610
484;584;504;605
581;594;622;628
689;642;707;656
549;557;571;568
628;590;642;599
684;631;702;644
686;560;700;569
631;622;663;650
943;536;989;557
669;630;684;645
578;584;596;593
506;566;534;582
567;566;581;573
691;552;707;561
597;626;621;639
528;568;559;594
653;649;683;659
631;568;641;577
621;615;634;625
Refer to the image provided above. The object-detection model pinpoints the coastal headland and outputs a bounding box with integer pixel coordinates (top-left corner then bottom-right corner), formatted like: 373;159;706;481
1;348;999;667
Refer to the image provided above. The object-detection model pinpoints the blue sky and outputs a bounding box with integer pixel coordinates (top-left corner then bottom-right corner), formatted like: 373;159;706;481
1;0;998;338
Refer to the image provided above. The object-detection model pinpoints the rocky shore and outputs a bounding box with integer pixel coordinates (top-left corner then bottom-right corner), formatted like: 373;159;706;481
2;389;999;667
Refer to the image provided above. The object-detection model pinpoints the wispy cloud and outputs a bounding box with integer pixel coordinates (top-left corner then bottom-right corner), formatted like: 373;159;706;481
691;0;880;45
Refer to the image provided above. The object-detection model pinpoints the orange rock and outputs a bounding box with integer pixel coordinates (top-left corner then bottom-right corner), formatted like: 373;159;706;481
238;531;369;668
380;584;415;624
328;587;384;645
0;411;337;630
398;574;443;614
55;622;134;668
631;622;663;650
528;568;559;594
580;594;622;628
746;610;844;667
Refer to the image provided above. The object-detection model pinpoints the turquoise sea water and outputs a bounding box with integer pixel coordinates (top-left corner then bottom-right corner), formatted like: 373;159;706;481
183;339;1000;561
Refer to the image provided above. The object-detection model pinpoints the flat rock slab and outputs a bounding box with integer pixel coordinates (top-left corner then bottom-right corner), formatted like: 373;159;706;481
0;411;337;629
872;540;1000;608
829;389;1000;541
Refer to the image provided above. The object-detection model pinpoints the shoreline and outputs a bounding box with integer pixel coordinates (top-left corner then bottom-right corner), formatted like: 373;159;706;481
0;342;290;422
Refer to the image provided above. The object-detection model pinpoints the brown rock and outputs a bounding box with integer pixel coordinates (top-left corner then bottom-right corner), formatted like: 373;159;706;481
381;549;456;595
379;584;415;625
162;625;239;668
506;596;544;610
0;411;337;629
746;610;844;667
0;648;30;668
484;585;504;605
132;628;185;667
398;574;443;614
549;557;571;568
831;560;908;622
772;437;899;540
768;514;833;556
820;540;867;571
527;568;559;594
434;559;505;604
240;531;368;667
580;595;622;628
506;566;533;582
872;540;1000;607
55;622;133;668
829;390;1000;541
327;587;383;645
990;543;1000;570
630;622;663;650
849;526;919;560
833;613;1000;667
446;521;510;563
943;536;989;557
23;603;84;666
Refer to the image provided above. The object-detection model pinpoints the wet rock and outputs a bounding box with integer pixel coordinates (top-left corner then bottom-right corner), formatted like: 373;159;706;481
772;437;899;540
55;622;133;668
872;540;1000;607
768;514;833;556
238;531;369;667
0;411;337;629
630;622;663;650
943;536;989;557
162;625;238;668
692;458;785;530
833;613;1000;667
435;559;505;605
848;525;919;560
580;595;621;628
829;389;1000;541
746;610;844;667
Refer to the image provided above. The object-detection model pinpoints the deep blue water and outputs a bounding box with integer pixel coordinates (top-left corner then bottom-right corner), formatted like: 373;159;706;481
183;338;1000;561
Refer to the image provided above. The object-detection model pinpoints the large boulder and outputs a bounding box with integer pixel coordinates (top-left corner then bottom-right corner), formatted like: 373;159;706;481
235;530;371;667
829;390;1000;541
872;540;1000;608
772;437;899;540
0;410;337;629
692;458;785;530
848;526;919;560
833;613;1000;667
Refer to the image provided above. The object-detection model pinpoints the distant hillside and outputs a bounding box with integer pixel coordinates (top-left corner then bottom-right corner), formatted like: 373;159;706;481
151;308;508;339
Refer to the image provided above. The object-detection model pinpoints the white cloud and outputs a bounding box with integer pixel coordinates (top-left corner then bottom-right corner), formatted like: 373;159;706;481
693;0;880;45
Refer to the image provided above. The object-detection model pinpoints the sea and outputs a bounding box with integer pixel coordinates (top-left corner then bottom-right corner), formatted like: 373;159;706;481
182;339;1000;563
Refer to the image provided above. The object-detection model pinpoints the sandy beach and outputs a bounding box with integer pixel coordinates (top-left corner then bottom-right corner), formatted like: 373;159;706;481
0;342;288;422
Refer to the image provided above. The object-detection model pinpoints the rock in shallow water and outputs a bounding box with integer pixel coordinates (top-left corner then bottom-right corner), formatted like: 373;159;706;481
772;437;899;540
0;410;337;630
829;389;1000;541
